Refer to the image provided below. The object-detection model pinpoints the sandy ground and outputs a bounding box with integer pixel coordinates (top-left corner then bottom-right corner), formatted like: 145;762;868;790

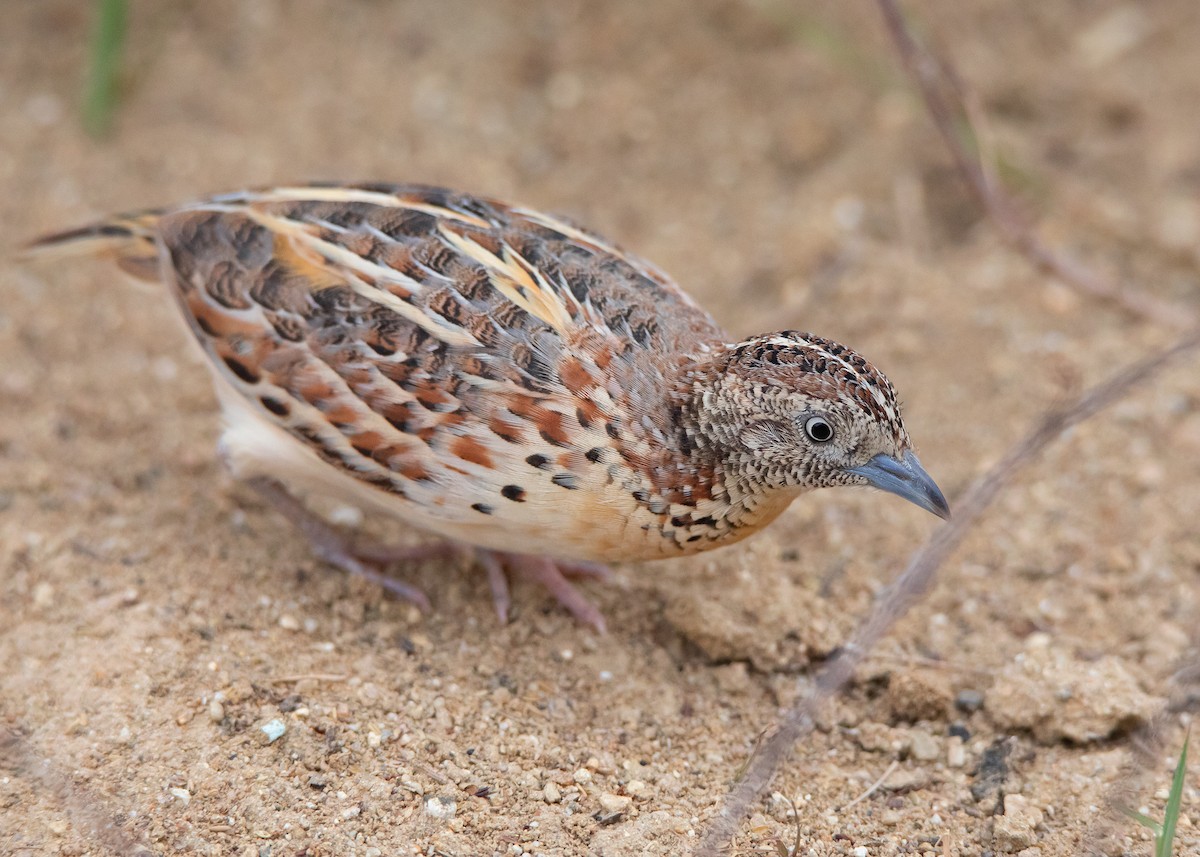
2;2;1199;855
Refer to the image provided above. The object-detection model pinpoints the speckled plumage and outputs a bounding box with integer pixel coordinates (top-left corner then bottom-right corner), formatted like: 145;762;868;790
34;182;948;629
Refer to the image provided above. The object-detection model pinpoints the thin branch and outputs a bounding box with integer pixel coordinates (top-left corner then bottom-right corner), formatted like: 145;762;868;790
876;0;1196;331
0;726;152;855
693;325;1200;856
839;759;900;812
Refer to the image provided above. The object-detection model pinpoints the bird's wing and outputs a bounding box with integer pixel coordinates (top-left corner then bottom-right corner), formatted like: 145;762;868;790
31;183;726;515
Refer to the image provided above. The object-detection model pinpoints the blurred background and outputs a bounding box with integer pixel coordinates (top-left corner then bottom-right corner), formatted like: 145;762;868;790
2;2;1198;854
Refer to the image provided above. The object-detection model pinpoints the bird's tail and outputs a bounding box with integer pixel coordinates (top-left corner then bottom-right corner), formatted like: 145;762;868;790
23;211;164;281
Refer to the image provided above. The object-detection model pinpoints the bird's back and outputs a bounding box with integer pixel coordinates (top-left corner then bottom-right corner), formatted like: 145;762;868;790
33;183;734;560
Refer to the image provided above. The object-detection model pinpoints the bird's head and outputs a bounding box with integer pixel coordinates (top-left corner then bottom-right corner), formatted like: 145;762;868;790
694;332;949;519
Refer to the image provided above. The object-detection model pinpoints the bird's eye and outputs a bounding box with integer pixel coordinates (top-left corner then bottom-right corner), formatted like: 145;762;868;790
804;416;834;443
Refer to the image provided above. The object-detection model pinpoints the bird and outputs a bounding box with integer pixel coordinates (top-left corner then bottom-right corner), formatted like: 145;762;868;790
30;182;949;631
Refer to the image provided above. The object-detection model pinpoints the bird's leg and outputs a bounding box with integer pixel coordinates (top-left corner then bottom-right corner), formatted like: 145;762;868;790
245;476;432;609
242;479;612;628
478;549;612;633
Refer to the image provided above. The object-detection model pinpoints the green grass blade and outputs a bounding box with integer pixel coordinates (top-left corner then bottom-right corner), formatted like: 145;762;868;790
1158;733;1189;857
1125;807;1162;836
83;0;128;137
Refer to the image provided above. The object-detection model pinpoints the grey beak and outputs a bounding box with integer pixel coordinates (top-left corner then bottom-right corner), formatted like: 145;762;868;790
846;450;950;520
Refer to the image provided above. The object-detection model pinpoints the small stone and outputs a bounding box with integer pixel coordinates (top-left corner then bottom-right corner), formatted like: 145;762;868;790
423;795;456;820
598;793;632;814
573;768;592;784
542;782;561;803
852;847;868;857
259;718;286;744
955;689;985;713
993;794;1044;852
625;779;650;799
208;699;225;723
169;787;191;806
908;730;939;762
881;769;929;792
278;614;300;631
946;736;966;768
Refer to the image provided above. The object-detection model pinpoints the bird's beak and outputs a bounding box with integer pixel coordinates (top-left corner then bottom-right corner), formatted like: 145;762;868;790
846;450;950;520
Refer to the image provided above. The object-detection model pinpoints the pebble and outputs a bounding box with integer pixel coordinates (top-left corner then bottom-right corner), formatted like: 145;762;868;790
625;779;650;799
955;689;985;713
169;787;191;806
208;699;225;723
946;736;966;768
882;769;929;792
542;782;561;803
423;795;457;820
993;794;1044;852
598;793;632;814
259;718;286;743
573;768;592;784
278;614;300;631
908;730;939;762
852;848;868;857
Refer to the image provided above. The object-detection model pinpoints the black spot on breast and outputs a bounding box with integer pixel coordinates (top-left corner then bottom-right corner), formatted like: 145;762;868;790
195;315;218;337
260;396;290;416
501;485;526;502
525;454;551;470
632;489;650;503
471;502;494;515
585;447;604;463
552;473;580;490
223;357;259;384
605;422;620;440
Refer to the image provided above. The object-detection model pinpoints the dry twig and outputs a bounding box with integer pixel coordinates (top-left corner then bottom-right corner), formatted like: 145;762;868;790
694;4;1200;854
876;0;1196;330
0;726;151;855
694;326;1200;854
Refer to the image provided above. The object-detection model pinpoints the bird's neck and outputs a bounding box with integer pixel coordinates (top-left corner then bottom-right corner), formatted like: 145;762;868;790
625;347;801;553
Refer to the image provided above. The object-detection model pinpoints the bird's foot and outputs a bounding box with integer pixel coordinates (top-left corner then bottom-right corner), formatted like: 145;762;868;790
477;550;612;633
246;476;434;609
246;478;613;629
